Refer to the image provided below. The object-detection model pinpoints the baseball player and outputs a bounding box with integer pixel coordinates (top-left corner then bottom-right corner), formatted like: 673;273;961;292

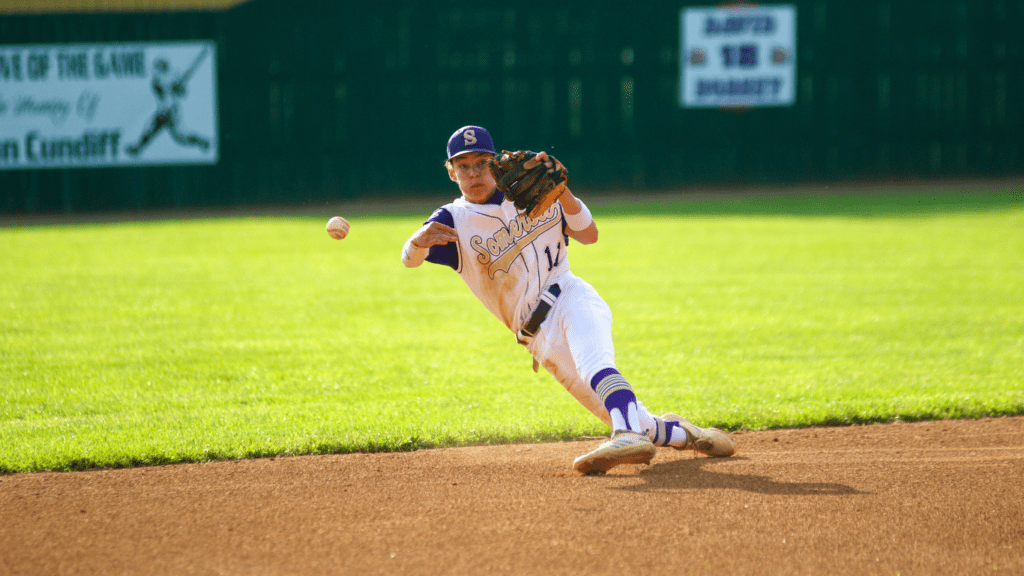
402;125;735;474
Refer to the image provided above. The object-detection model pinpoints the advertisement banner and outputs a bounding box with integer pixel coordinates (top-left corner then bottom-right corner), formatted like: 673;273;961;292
680;5;797;108
0;41;217;169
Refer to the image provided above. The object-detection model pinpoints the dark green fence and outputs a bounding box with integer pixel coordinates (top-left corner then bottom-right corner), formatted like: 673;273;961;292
2;0;1021;214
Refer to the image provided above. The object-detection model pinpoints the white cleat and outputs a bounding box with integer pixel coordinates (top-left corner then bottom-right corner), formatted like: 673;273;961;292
573;431;656;475
661;413;736;457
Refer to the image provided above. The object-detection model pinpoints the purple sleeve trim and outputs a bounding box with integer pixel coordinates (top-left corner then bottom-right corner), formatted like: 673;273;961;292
424;207;459;270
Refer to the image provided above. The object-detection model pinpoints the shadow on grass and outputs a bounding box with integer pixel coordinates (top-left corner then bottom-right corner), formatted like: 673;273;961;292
4;183;1021;227
592;187;1024;219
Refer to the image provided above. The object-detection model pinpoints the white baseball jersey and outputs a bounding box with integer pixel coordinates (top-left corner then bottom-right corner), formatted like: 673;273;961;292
425;192;569;334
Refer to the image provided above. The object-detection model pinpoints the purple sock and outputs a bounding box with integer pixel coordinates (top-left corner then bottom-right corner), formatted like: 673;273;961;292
651;417;685;447
591;368;641;433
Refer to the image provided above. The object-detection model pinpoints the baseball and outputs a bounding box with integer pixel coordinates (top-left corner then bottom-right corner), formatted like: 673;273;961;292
326;216;350;240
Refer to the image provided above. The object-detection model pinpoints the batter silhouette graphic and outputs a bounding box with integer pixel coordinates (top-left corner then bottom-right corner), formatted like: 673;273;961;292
126;51;211;157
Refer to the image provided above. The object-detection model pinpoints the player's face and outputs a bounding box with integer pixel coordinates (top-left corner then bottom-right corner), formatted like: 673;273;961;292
448;152;497;204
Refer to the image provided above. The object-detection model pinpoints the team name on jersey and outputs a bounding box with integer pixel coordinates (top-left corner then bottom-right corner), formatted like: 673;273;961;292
470;204;560;278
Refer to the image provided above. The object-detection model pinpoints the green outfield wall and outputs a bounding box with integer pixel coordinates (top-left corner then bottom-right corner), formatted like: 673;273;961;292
2;0;1021;214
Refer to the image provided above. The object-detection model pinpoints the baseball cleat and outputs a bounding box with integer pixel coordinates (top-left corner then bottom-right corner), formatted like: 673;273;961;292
573;431;656;475
661;413;736;457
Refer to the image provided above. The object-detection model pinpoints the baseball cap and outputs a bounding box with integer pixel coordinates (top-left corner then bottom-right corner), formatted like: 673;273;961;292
447;125;496;160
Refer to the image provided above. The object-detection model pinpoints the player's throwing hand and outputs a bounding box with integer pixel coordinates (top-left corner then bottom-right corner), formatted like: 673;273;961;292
410;221;458;248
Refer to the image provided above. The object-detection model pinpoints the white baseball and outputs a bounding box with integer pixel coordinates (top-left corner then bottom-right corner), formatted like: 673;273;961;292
326;216;350;240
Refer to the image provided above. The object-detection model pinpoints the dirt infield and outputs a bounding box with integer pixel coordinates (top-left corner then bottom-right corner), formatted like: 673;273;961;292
2;416;1023;576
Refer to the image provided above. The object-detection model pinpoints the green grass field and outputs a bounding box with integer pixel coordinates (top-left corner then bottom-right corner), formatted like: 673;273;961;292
2;188;1023;473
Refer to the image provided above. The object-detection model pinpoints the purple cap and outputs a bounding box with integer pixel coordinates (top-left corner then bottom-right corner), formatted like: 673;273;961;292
447;125;496;160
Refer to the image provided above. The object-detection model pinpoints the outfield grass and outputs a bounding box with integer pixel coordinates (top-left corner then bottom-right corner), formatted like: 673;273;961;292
2;188;1022;472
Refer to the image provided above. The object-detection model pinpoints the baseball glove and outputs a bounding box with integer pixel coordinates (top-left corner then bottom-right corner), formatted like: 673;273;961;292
489;150;568;219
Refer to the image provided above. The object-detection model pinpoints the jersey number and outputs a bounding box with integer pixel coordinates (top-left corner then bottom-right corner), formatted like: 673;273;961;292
544;242;562;271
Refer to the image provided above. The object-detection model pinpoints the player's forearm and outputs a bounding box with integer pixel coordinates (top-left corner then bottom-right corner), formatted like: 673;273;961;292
560;188;597;243
403;222;458;267
560;187;583;215
401;237;428;268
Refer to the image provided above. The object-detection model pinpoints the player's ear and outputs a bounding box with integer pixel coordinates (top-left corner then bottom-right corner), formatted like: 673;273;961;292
446;163;458;182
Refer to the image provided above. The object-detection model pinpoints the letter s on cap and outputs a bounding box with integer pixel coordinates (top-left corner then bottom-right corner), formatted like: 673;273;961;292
464;130;477;146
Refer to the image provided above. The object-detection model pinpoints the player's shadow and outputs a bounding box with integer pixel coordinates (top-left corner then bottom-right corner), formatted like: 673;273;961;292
607;456;866;496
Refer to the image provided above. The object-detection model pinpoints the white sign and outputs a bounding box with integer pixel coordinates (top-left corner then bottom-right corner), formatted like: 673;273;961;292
0;41;217;169
680;5;797;108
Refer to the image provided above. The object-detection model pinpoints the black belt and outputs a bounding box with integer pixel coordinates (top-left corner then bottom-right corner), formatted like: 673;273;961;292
519;283;561;340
